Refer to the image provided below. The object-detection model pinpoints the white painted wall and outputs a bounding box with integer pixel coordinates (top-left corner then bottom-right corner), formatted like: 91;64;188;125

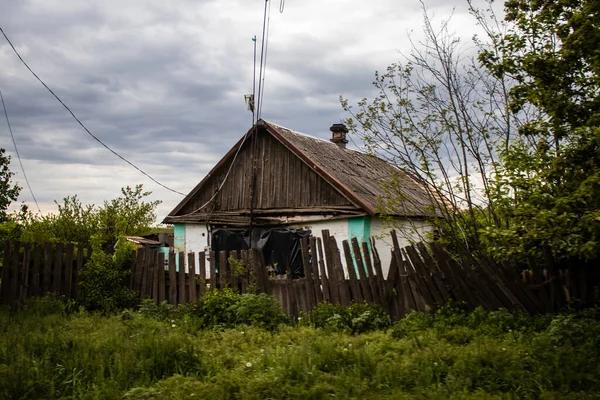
289;218;349;275
371;217;434;277
182;224;209;274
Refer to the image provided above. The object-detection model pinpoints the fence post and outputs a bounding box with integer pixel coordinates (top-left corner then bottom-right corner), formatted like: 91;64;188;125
1;241;11;303
188;252;197;302
168;249;177;305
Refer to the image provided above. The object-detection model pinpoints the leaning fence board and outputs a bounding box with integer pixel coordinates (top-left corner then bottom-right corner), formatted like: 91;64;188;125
351;238;373;303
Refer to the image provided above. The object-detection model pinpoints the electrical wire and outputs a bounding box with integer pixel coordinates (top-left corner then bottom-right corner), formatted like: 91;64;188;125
180;127;254;216
0;25;187;197
0;86;41;213
279;0;285;13
258;0;272;118
255;0;269;120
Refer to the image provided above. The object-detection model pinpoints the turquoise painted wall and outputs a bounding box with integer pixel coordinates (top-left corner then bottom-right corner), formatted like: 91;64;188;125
173;224;185;271
347;216;371;276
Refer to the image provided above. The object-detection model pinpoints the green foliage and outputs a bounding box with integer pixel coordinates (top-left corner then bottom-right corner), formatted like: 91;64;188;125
16;184;161;245
192;288;286;331
1;300;600;399
474;0;600;269
310;302;392;334
0;148;20;223
77;236;138;313
234;293;287;331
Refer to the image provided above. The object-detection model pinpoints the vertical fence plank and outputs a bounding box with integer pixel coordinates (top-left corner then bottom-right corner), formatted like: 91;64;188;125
240;250;250;293
158;252;166;303
1;242;11;303
133;248;144;293
229;250;238;292
74;246;84;297
219;250;228;289
309;237;323;303
316;238;331;303
140;248;149;297
331;238;351;307
30;245;42;298
178;252;186;304
257;250;271;295
169;250;177;305
63;244;74;298
300;238;315;311
198;251;207;296
188;252;197;303
152;251;160;301
20;244;31;302
209;251;216;291
9;241;21;303
52;243;63;294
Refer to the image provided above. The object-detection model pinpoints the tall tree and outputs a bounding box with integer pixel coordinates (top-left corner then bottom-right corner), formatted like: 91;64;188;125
479;0;600;268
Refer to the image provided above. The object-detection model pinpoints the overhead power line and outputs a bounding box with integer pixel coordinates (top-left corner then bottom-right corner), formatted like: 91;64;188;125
0;25;187;197
0;86;41;213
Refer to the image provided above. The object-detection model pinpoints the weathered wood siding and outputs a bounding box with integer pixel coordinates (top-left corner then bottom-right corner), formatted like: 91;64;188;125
177;130;355;215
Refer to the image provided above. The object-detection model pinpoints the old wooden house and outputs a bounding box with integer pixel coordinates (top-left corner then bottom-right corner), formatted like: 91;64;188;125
163;119;437;276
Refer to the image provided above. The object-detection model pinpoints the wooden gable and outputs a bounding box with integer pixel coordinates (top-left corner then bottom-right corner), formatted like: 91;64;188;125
172;129;358;217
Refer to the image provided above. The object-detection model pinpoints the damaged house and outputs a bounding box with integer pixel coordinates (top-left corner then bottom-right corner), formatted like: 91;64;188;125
163;120;437;277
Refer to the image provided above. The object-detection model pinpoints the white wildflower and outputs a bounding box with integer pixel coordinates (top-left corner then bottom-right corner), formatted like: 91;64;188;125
172;324;176;328
343;348;348;352
502;348;506;351
260;349;265;353
434;362;438;366
246;362;252;368
348;343;352;348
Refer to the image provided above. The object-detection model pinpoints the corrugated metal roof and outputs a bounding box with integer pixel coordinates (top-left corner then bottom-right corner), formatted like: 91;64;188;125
263;121;437;217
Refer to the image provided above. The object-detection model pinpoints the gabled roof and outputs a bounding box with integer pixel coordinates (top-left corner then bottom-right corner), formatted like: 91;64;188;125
263;120;436;218
164;120;437;223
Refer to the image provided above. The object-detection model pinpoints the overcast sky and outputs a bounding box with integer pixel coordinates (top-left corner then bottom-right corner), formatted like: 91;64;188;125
0;0;490;222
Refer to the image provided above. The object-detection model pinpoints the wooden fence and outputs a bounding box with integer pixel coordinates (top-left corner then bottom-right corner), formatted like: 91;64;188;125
2;230;598;317
0;242;92;304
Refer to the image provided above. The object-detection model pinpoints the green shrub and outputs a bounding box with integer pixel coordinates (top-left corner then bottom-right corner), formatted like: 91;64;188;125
310;302;391;334
77;236;138;313
234;293;287;330
190;288;287;331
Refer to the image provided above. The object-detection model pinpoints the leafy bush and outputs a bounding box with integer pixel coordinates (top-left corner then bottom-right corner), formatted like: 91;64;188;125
189;288;287;331
77;236;138;313
310;302;392;334
234;293;287;330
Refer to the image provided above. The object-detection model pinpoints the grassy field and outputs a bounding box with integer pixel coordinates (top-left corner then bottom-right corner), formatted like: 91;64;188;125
0;296;599;399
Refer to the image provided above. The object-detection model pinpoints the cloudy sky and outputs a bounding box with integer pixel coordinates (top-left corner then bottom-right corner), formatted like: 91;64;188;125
0;0;490;222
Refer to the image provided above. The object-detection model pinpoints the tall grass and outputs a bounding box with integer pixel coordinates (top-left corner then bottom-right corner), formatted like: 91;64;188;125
0;297;599;399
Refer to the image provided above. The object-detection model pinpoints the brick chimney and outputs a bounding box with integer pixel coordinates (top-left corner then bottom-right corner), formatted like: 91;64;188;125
330;123;348;148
